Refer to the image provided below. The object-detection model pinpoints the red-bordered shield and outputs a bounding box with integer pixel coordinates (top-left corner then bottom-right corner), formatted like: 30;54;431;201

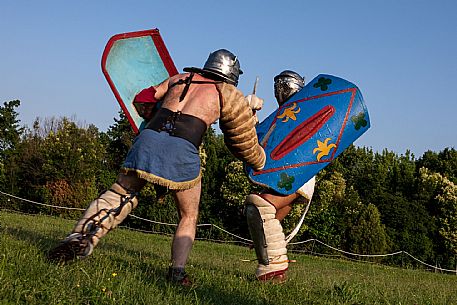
246;74;370;195
101;29;178;133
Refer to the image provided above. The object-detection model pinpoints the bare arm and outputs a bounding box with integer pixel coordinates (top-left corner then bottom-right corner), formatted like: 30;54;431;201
153;78;171;100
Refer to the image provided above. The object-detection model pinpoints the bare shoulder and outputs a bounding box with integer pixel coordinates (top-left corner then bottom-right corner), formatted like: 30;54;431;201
169;72;191;84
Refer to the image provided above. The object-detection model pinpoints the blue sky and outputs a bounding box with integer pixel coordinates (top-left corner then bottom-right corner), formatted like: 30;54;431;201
1;1;456;157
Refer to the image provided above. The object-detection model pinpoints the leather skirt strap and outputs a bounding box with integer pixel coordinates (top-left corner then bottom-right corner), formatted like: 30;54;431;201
145;108;207;148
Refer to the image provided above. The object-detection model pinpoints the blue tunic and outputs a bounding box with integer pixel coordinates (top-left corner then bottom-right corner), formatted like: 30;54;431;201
122;129;201;190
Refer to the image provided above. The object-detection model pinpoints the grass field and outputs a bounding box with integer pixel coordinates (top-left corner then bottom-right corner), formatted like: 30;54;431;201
1;210;456;305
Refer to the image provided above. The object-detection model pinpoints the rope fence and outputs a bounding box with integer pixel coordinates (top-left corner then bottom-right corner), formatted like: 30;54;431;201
1;190;456;274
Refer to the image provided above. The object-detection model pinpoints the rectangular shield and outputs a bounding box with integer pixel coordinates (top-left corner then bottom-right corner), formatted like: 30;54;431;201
101;29;178;133
246;74;370;195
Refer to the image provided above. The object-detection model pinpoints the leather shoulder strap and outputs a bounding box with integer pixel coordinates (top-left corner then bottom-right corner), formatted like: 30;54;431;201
169;72;223;102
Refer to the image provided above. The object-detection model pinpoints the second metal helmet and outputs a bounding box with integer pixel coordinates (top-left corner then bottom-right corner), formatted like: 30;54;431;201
184;49;243;86
274;70;305;105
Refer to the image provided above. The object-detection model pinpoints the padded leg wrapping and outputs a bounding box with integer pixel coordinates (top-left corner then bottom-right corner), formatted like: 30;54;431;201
256;217;288;278
245;201;269;265
70;182;138;256
245;194;288;279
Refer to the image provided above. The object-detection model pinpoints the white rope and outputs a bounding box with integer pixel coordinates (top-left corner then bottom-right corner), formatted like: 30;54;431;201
0;190;85;211
290;238;403;257
0;190;250;243
285;198;312;244
290;239;457;273
128;214;177;226
402;251;457;273
0;190;252;242
129;214;252;243
1;190;456;273
197;223;252;243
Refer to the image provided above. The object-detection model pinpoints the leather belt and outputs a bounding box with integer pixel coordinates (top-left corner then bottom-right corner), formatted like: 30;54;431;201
145;108;207;148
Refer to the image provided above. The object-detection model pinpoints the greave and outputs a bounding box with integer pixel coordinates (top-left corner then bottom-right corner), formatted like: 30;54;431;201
245;194;288;279
71;182;138;255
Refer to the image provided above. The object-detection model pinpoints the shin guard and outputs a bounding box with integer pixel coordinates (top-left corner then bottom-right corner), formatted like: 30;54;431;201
70;182;138;257
244;194;288;279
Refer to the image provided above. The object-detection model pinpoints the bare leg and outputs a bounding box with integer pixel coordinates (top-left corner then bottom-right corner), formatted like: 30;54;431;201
275;205;292;221
117;171;147;192
171;181;201;268
260;192;298;221
48;172;145;262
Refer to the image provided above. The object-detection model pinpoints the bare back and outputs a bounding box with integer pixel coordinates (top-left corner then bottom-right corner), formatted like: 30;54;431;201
155;73;221;127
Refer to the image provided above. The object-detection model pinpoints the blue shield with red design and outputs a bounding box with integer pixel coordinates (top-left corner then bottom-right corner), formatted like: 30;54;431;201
246;74;370;195
101;29;178;133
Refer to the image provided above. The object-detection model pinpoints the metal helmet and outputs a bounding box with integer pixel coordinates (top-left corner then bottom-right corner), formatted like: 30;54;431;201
274;70;305;105
184;49;243;86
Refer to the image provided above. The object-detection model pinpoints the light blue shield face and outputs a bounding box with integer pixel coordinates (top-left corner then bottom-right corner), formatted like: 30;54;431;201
105;35;171;131
246;74;370;195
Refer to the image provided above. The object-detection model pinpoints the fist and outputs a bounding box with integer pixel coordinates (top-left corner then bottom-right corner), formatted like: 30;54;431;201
245;94;264;111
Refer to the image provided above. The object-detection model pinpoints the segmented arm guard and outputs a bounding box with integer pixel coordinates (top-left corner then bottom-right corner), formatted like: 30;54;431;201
217;83;266;170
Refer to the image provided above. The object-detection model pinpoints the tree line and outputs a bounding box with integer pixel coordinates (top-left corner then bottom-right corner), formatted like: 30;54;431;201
1;100;456;269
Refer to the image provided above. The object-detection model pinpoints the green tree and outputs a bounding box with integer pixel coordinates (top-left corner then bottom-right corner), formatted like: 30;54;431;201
199;129;238;227
374;190;435;266
220;160;252;208
0;100;24;194
418;168;457;266
417;148;457;184
103;110;135;172
303;171;348;247
0;100;23;155
347;203;388;255
14;117;106;216
96;110;136;191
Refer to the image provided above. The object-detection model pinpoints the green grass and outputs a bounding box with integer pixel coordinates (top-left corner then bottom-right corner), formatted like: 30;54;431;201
1;210;456;305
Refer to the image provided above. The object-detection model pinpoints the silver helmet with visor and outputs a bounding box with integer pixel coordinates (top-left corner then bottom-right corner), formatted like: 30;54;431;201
274;70;305;105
